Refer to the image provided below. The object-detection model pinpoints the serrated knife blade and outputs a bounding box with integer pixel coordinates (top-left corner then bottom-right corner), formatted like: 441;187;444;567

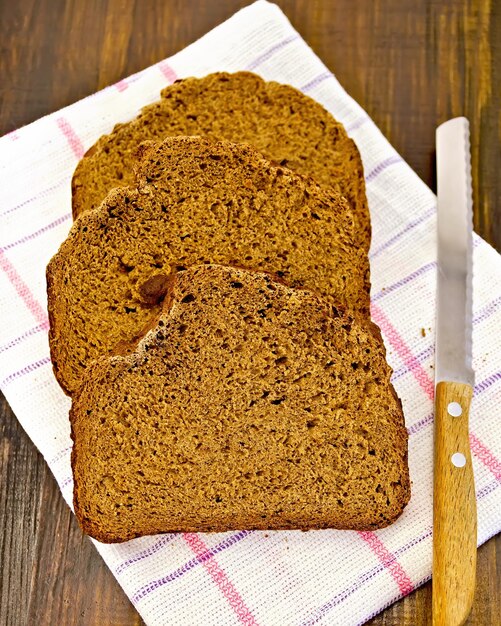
432;117;477;626
435;117;474;386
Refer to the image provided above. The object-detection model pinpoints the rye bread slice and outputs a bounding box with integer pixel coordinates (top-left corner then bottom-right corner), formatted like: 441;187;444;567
72;71;370;250
71;265;410;543
48;136;370;395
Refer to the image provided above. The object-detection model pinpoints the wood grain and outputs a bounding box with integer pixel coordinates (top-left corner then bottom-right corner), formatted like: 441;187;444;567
433;382;476;625
0;1;499;625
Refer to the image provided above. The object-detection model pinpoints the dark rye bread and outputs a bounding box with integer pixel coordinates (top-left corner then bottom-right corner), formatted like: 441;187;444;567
71;265;410;543
48;137;371;395
72;71;370;250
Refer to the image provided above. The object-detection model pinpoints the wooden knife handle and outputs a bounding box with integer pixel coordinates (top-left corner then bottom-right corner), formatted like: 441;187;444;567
433;381;477;625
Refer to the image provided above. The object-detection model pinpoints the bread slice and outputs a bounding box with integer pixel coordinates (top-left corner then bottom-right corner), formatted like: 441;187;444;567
72;71;370;250
71;265;410;543
48;136;370;395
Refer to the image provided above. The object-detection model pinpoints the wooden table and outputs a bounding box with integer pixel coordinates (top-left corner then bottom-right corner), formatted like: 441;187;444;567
0;1;499;624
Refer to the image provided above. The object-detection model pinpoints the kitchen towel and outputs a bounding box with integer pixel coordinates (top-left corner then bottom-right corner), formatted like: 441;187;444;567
0;2;499;624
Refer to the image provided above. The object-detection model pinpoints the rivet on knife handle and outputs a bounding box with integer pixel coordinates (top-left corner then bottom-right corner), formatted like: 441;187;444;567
433;381;476;625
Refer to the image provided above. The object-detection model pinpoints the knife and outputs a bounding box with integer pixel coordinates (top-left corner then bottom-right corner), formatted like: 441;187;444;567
433;117;477;625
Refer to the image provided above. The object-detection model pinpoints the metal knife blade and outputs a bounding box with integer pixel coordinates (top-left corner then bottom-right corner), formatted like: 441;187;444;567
435;117;474;386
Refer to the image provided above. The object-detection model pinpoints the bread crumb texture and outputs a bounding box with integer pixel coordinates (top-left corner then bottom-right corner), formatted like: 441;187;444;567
48;137;370;395
71;265;410;543
72;71;370;249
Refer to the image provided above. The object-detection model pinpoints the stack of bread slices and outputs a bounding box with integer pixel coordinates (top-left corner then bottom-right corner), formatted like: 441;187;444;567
47;72;410;543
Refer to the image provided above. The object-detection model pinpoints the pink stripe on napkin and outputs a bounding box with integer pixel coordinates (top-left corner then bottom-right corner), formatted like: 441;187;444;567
470;434;501;481
157;61;178;83
371;303;434;399
0;251;49;329
56;117;85;159
183;533;259;626
358;532;414;595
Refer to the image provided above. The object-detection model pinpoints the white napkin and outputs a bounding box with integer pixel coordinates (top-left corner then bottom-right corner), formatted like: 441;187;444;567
0;2;499;624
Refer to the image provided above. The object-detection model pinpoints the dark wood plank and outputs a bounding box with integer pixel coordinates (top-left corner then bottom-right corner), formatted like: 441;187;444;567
0;1;499;624
0;395;142;626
